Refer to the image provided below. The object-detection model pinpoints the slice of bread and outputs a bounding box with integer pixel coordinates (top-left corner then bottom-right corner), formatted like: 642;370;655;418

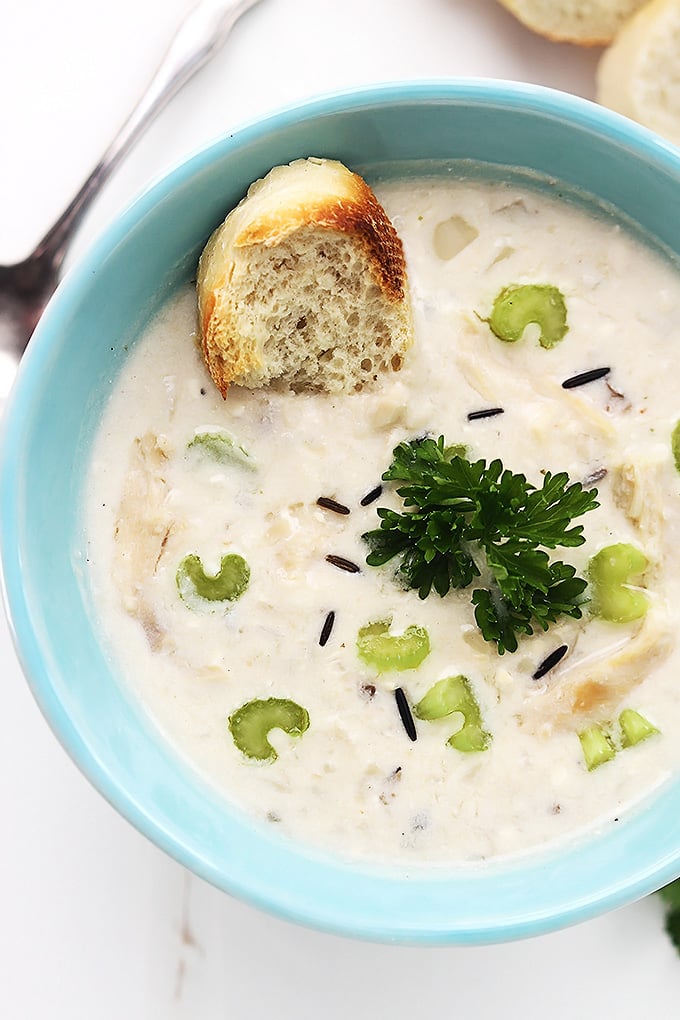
497;0;647;45
196;157;414;397
597;0;680;145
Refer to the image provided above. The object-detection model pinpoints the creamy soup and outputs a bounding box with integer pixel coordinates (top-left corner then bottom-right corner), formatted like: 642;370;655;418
84;172;680;865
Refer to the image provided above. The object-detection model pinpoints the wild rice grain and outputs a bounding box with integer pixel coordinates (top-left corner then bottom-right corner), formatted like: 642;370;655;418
532;644;569;680
319;610;335;646
325;554;361;574
395;687;417;741
316;496;351;515
583;466;607;488
360;485;383;507
467;407;504;421
561;367;610;389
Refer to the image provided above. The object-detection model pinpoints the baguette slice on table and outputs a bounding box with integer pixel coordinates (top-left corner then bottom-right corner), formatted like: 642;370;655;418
497;0;647;45
597;0;680;146
196;157;414;397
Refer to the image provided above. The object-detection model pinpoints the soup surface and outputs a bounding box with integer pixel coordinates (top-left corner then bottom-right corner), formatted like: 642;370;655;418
85;173;680;864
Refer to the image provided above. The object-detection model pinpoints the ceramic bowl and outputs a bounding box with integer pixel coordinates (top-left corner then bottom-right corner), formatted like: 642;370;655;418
4;81;680;944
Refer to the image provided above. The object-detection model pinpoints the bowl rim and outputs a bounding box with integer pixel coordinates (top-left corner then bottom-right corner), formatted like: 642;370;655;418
4;78;680;945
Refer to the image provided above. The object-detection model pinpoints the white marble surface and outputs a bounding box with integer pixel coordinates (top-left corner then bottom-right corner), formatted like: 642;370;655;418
2;0;680;1015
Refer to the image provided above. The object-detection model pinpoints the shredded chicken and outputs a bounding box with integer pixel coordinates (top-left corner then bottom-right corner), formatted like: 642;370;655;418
455;344;617;444
113;432;175;650
522;607;673;733
612;458;666;559
519;453;672;733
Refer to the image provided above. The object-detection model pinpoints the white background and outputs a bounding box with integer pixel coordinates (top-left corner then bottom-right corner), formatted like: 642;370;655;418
2;0;680;1016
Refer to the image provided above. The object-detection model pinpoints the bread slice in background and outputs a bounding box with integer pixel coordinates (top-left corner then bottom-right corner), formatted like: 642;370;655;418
597;0;680;145
196;157;414;397
497;0;647;45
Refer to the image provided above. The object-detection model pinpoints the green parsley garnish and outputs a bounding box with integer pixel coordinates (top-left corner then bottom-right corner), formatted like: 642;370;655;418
362;436;599;654
659;880;680;955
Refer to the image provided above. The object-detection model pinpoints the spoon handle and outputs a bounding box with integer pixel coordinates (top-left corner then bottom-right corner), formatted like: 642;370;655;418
33;0;263;271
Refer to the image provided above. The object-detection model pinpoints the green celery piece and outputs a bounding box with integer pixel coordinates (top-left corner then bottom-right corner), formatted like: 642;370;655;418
578;724;616;771
672;421;680;474
449;722;490;753
188;430;254;469
487;283;568;349
589;543;649;623
414;674;474;719
356;619;430;672
619;708;659;748
177;553;250;608
228;698;309;763
414;675;491;752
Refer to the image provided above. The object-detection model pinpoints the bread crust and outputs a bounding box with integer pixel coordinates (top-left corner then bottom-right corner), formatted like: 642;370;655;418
597;0;680;144
497;0;647;46
196;158;411;397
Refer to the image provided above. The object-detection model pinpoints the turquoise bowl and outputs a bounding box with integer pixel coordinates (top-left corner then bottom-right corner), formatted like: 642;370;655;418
4;81;680;944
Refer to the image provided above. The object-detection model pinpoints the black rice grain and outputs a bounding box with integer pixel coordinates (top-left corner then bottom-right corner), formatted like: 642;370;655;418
467;407;504;421
319;610;335;647
360;485;383;507
325;554;361;574
395;687;417;741
562;367;610;389
316;496;351;515
532;644;568;680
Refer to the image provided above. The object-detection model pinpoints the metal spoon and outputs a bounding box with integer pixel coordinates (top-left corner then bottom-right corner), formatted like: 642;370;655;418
0;0;263;408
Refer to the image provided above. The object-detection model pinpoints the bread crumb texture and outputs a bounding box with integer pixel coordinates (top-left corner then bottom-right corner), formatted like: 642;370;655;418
497;0;647;45
597;0;680;144
196;158;414;397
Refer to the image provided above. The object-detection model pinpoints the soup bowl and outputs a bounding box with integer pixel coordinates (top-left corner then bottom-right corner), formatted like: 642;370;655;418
3;80;680;945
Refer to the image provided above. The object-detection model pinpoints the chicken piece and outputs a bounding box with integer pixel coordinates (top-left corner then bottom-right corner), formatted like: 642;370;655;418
113;433;175;650
612;459;666;558
522;607;672;733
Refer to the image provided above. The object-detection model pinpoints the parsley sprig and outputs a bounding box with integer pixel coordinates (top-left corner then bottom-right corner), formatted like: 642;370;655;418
659;880;680;954
362;437;599;654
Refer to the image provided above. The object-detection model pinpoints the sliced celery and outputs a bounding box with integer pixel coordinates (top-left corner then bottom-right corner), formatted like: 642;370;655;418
672;420;680;474
176;552;250;608
228;698;309;763
619;708;659;748
589;543;649;623
579;724;616;771
414;674;473;720
449;722;490;753
487;283;568;349
187;430;254;469
414;675;491;752
356;620;430;672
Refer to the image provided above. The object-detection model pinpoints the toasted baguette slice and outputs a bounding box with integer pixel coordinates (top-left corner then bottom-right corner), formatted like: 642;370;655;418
597;0;680;145
196;157;413;397
497;0;647;45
